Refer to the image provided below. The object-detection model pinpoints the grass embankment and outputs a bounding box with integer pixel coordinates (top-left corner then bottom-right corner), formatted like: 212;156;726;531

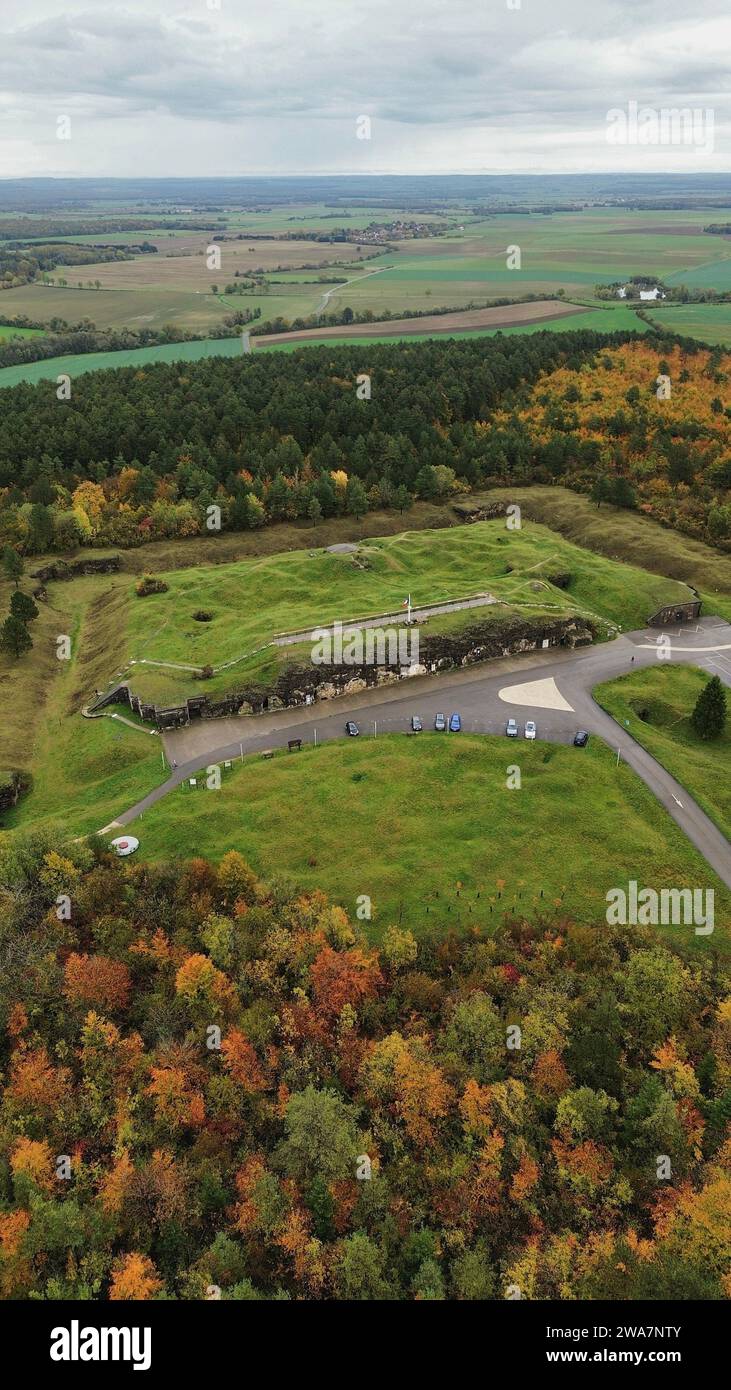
123;733;730;949
123;517;692;704
481;486;731;626
595;665;731;844
0;575;164;836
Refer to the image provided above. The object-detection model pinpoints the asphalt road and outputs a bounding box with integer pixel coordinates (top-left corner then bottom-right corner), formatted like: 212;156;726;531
106;618;731;890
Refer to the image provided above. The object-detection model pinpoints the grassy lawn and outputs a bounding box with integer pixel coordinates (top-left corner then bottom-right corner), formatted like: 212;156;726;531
595;665;731;843
122;517;693;704
2;712;165;838
122;733;730;949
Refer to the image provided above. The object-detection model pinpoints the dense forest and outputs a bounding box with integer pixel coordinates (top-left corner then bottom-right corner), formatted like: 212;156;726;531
0;331;646;552
0;832;727;1300
500;340;731;545
0;329;728;553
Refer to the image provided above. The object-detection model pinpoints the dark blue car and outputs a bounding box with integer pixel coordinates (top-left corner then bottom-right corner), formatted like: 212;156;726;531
449;712;461;732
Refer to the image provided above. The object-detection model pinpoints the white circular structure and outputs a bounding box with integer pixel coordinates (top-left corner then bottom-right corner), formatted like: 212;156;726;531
110;835;139;857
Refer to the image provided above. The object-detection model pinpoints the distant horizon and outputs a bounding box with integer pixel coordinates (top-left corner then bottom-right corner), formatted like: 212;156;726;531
4;172;731;184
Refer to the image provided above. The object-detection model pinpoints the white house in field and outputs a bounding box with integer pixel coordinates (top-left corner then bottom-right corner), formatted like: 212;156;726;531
616;284;666;301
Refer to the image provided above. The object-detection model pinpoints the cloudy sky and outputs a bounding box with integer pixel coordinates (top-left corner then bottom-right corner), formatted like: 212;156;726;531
1;0;729;178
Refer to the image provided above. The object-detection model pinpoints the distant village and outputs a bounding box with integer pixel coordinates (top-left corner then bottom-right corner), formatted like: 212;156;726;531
328;219;446;244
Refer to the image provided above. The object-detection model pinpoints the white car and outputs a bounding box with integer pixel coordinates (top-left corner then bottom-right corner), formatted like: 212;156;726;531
110;835;139;857
524;720;537;740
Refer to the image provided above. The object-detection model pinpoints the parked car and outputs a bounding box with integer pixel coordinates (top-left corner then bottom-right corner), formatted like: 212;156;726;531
449;712;462;732
524;720;537;740
434;712;447;731
345;721;360;737
573;730;589;747
411;715;423;732
506;718;518;738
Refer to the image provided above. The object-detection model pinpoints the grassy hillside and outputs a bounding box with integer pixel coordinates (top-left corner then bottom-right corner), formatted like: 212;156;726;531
0;572;164;835
120;733;730;947
479;485;731;625
121;517;693;704
595;665;731;843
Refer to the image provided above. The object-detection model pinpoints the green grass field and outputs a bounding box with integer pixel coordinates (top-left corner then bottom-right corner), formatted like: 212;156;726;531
0;335;246;389
0;324;45;340
120;733;730;946
595;665;731;844
645;303;731;346
0;496;719;841
121;517;693;704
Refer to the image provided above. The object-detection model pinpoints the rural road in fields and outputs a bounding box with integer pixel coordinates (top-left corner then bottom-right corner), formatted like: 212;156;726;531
314;265;388;315
107;618;731;890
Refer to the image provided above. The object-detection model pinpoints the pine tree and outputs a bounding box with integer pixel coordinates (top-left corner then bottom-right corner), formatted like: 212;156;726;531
10;591;38;623
345;476;368;520
691;675;727;739
0;615;33;659
2;547;23;588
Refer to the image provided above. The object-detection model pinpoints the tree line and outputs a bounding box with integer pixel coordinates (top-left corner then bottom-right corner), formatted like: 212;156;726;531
0;329;646;554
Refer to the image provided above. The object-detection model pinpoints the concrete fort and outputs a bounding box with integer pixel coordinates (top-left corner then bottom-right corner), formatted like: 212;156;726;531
89;614;595;730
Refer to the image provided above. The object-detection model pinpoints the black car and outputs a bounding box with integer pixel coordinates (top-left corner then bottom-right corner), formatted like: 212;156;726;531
411;715;423;732
346;721;360;737
573;730;589;747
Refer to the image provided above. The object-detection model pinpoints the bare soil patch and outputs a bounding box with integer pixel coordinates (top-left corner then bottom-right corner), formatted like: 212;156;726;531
253;299;588;345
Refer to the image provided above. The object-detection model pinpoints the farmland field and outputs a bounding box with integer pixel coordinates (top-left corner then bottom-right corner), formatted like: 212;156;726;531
256;303;646;349
253;299;588;342
0;282;235;332
644;302;731;345
4;203;731;339
0;335;246;388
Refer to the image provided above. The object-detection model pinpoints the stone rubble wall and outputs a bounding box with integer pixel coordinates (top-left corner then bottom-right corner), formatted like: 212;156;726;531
92;614;595;731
